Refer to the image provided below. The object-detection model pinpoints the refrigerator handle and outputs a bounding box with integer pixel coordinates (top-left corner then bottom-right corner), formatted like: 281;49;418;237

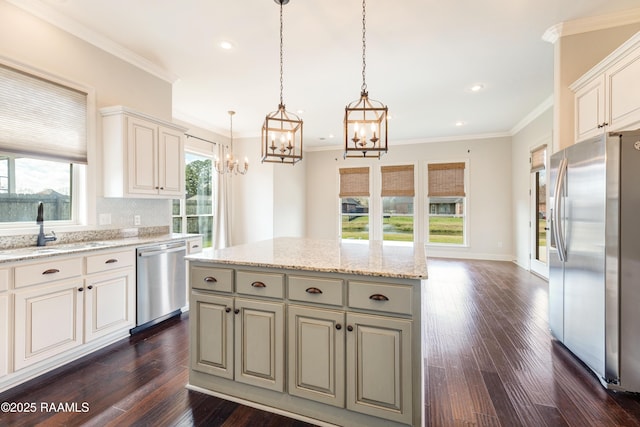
552;158;568;262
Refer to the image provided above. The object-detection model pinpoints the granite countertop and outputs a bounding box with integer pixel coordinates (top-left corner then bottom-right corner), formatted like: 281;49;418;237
0;233;198;264
186;237;428;279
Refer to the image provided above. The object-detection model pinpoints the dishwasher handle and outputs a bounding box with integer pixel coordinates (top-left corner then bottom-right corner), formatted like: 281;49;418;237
138;243;186;258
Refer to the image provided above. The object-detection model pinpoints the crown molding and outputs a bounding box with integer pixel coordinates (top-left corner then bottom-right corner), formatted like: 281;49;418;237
510;95;554;135
543;7;640;44
6;0;179;83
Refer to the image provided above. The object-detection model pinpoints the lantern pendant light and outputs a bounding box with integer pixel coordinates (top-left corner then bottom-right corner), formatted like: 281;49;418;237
261;0;303;165
344;0;388;159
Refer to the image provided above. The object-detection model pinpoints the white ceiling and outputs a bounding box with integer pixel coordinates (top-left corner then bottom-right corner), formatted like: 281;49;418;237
9;0;640;148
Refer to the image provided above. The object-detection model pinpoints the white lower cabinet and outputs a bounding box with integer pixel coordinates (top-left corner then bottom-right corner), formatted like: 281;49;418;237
191;291;234;378
14;279;84;370
0;293;8;378
84;269;135;342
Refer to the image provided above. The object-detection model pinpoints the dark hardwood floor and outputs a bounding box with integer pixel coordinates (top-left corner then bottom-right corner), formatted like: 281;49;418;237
2;259;640;426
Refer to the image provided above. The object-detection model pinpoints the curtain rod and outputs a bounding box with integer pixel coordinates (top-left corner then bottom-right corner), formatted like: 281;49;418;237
185;133;217;145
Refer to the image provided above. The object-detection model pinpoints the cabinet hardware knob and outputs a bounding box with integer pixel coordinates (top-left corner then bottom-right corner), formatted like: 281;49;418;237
42;268;60;275
160;187;164;190
234;309;240;314
225;307;231;313
347;325;353;332
193;245;200;249
87;285;93;290
105;259;118;264
369;293;389;301
78;287;84;292
335;324;342;330
305;287;323;294
155;186;159;189
251;281;267;288
204;276;217;283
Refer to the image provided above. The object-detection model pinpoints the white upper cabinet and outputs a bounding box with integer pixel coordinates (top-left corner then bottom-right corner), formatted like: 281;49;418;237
572;32;640;143
101;106;186;198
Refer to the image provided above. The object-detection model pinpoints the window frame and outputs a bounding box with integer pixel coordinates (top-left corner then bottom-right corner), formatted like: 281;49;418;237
425;160;469;247
0;57;95;234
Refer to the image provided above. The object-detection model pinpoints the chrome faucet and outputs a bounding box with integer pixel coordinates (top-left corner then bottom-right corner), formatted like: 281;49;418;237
36;202;57;246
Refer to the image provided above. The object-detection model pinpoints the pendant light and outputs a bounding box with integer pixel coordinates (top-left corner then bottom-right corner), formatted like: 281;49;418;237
215;110;248;175
344;0;388;159
261;0;303;165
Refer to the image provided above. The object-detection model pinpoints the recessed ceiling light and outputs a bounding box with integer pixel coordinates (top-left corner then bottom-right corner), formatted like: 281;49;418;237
328;134;335;139
297;109;305;115
470;84;484;92
455;121;466;127
219;40;235;50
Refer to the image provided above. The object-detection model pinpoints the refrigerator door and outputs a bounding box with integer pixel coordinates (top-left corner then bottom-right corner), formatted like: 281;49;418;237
548;150;565;342
563;136;606;378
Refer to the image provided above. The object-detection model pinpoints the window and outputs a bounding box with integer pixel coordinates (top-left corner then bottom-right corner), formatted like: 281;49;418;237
172;151;214;247
531;145;547;264
339;167;370;240
381;165;414;242
0;62;88;226
427;162;466;245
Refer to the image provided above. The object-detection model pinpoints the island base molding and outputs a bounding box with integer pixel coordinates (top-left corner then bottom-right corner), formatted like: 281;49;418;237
187;375;415;427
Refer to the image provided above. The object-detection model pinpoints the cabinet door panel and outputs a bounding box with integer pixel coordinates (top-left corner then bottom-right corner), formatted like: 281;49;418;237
234;298;284;392
158;126;184;196
190;292;233;379
0;294;8;377
346;313;412;424
575;76;605;142
85;270;135;342
127;117;158;194
607;45;640;131
14;281;83;370
288;305;345;407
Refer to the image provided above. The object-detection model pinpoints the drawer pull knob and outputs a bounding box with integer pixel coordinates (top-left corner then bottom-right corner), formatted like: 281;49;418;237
204;276;217;283
78;287;84;292
234;309;240;314
105;258;118;264
225;307;231;313
251;281;267;288
42;268;60;275
87;285;93;290
335;324;342;330
305;287;323;294
347;325;353;332
369;293;389;301
192;245;200;249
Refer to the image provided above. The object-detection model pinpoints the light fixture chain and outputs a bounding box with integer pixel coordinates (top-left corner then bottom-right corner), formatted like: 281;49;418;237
361;0;367;93
279;0;284;106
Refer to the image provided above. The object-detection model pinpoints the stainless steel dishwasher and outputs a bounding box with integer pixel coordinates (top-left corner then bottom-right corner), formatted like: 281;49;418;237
133;240;186;333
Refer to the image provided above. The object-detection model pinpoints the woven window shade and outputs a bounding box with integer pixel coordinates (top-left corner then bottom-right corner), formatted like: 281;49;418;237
381;165;414;197
0;63;87;164
530;145;546;173
428;162;465;197
339;167;370;197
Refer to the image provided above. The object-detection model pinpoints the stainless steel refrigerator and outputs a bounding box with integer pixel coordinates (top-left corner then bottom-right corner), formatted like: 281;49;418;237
549;130;640;392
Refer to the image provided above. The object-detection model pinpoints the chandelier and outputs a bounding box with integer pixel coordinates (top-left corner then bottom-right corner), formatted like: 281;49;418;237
261;0;303;165
344;0;388;159
215;110;248;175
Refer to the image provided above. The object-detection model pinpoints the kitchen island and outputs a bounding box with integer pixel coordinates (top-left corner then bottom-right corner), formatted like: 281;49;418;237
186;237;426;427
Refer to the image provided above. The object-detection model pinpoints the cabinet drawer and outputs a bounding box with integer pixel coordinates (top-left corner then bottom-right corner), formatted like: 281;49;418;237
236;271;284;299
348;281;413;315
86;250;134;275
192;266;233;293
15;257;83;289
187;238;203;254
288;275;343;306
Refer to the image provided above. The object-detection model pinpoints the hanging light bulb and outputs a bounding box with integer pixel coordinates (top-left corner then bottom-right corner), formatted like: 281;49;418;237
215;110;248;176
261;0;303;165
344;0;388;159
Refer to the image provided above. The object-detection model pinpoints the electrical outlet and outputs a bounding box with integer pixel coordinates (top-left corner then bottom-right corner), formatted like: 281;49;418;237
134;215;141;226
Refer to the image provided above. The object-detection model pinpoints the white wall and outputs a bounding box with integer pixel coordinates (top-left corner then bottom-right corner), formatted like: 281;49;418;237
305;136;514;261
0;1;174;232
511;108;553;270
